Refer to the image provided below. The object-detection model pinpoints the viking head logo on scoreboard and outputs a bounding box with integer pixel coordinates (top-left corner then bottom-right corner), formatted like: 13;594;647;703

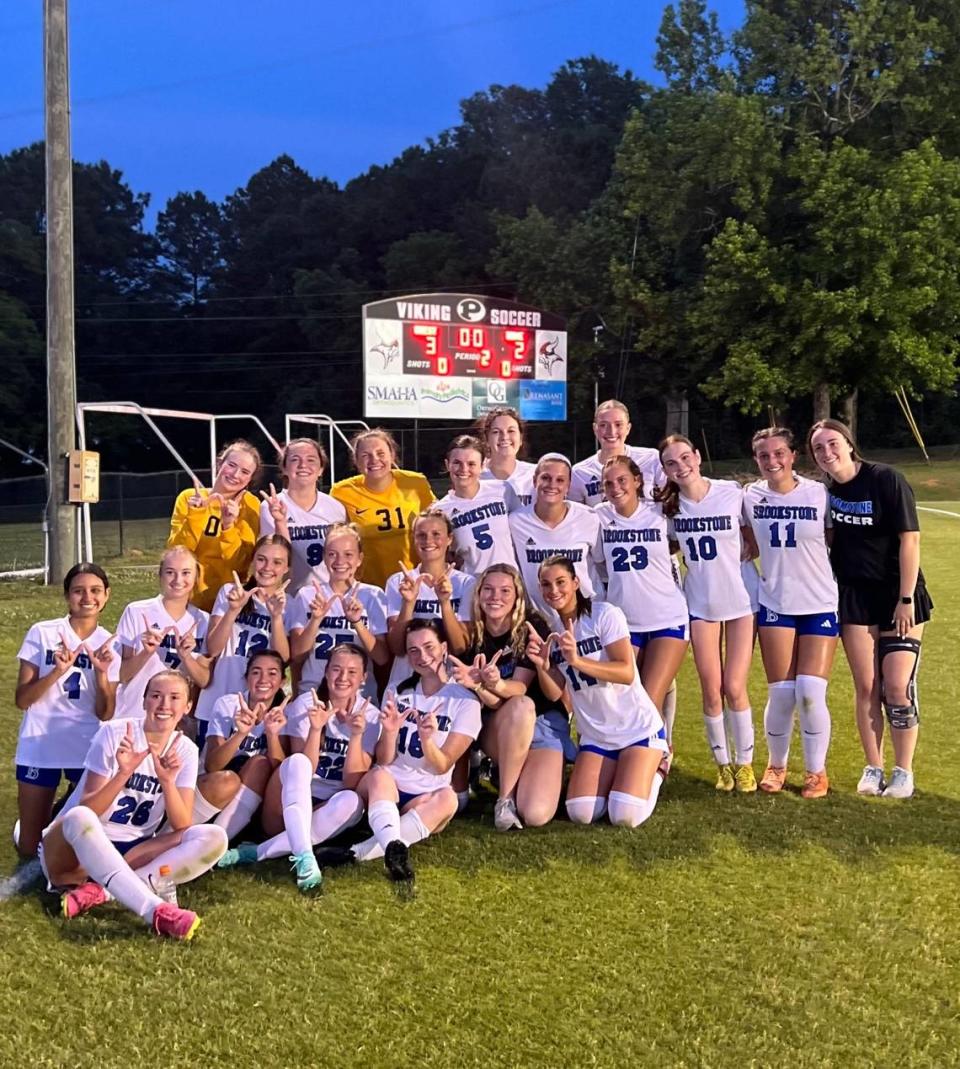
456;297;487;323
536;332;567;379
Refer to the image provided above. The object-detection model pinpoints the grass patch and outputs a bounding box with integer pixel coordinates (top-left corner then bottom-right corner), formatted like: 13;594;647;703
0;499;958;1067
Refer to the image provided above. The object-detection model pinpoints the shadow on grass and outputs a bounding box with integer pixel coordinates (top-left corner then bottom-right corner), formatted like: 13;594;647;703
428;766;960;878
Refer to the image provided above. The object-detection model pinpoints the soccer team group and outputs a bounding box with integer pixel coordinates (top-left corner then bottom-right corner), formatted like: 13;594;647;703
11;401;932;940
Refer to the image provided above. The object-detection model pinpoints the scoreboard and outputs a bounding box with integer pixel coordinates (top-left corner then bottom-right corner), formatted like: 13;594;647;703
362;293;567;421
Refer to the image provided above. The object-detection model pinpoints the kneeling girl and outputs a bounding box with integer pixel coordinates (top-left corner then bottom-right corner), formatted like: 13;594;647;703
527;556;666;828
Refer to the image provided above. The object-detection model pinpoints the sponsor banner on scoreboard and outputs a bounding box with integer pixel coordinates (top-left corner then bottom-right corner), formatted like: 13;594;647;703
419;378;473;419
365;381;420;418
519;381;566;420
472;378;521;416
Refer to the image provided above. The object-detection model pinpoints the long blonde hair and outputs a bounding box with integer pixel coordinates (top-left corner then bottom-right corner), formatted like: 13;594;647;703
467;564;531;662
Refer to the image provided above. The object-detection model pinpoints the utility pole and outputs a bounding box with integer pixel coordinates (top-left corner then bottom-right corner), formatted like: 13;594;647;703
45;0;78;579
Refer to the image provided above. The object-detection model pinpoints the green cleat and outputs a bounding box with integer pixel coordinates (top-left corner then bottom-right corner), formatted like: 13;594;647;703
715;764;735;792
734;764;758;793
290;850;323;892
216;843;259;869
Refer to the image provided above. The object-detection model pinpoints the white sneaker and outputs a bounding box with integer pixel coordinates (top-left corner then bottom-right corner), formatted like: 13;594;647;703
856;765;885;796
882;767;915;799
494;797;523;832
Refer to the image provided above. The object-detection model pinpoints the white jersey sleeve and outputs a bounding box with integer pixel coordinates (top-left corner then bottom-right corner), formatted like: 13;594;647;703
743;476;838;615
15;619;121;769
673;479;754;622
570;446;664;507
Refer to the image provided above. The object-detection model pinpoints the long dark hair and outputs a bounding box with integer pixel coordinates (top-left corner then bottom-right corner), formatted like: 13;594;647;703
537;554;592;619
654;434;697;518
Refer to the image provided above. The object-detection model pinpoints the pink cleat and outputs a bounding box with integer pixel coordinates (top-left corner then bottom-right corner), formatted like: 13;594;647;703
61;881;107;919
151;903;201;941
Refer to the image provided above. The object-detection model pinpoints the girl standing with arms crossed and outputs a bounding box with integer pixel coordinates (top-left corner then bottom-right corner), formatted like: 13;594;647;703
743;428;838;799
808;419;933;798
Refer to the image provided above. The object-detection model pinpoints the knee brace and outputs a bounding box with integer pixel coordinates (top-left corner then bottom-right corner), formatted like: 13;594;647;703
879;636;921;729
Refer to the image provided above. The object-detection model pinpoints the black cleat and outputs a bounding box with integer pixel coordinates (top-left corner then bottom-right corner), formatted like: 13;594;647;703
384;840;415;883
313;846;357;869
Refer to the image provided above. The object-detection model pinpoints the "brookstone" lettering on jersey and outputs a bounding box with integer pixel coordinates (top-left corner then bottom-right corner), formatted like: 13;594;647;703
752;505;817;521
601;527;663;544
673;516;733;533
525;548;584;563
449;501;507;527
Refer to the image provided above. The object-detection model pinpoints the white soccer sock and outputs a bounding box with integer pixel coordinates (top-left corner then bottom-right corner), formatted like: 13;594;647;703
350;807;430;863
796;674;831;772
662;681;677;744
565;795;607;825
280;753;314;857
726;707;755;765
214;785;262;840
703;714;730;765
608;775;662;828
764;681;796;767
310;789;364;846
133;825;227;889
367;799;402;851
60;806;161;923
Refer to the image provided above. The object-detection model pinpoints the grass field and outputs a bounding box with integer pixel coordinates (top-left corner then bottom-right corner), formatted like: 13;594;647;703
0;473;959;1066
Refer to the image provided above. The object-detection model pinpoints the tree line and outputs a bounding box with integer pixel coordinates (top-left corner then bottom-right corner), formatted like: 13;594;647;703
1;0;959;475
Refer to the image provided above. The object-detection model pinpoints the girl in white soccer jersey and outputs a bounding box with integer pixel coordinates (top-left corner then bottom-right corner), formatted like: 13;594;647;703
115;546;211;720
217;644;379;891
435;434;517;576
477;406;536;506
449;564;575;832
14;563;120;858
350;620;482;883
594;456;689;730
258;438;347;594
289;523;389;696
509;454;601;616
569;399;664;506
384;509;475;689
526;557;666;828
39;671;227;941
657;435;760;793
195;534;297;743
199;650;289;840
743;427;838;799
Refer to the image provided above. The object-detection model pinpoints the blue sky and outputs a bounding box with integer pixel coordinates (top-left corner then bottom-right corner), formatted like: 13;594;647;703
0;0;744;227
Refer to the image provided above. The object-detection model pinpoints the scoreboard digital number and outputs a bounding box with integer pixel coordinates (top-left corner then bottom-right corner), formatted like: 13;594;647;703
362;293;567;421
